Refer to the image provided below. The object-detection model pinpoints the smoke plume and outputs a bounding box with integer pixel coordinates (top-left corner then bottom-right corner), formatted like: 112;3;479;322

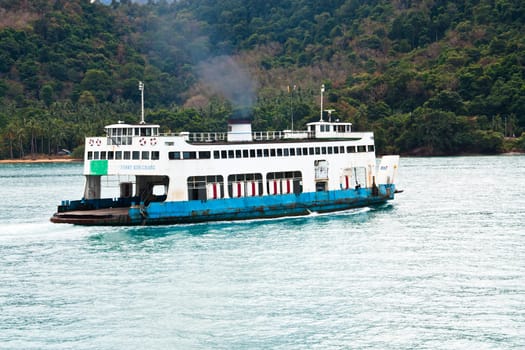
196;56;256;114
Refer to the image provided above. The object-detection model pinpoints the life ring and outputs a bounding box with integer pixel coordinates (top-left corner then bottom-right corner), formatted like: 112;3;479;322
95;139;102;146
88;139;94;146
150;137;157;146
139;137;147;146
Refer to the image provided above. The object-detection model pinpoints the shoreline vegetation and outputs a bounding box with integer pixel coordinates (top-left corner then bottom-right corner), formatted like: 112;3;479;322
0;155;82;164
1;1;524;160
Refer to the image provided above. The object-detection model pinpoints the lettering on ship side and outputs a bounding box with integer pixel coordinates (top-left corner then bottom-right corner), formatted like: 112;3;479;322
120;164;156;171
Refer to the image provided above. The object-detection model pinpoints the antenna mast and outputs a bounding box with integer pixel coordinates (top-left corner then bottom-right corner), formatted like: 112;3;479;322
138;81;145;124
320;84;325;122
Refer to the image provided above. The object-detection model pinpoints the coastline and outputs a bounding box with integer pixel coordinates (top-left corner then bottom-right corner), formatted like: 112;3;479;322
0;157;82;164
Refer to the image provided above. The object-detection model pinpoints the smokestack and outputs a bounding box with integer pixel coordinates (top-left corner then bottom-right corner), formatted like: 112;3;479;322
227;107;252;142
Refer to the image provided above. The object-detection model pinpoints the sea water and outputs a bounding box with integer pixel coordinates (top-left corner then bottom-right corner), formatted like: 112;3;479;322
0;156;524;349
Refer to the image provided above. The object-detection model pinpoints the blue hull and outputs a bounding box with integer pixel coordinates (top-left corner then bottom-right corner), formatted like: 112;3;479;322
132;184;396;225
51;184;395;225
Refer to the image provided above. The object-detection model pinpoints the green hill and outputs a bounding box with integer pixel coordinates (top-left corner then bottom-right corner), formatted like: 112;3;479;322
0;0;524;158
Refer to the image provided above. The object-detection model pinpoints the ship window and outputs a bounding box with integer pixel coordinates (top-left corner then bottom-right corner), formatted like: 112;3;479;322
221;150;227;159
333;147;339;154
227;173;263;198
309;147;314;155
296;148;302;156
183;151;197;159
140;128;152;136
263;149;269;157
115;151;122;160
100;151;107;159
315;147;321;155
266;171;303;195
289;148;295;156
94;151;99;160
187;176;206;201
322;147;327;154
270;149;276;157
199;151;211;159
87;151;93;160
187;175;224;200
243;149;249;158
107;151;114;160
277;149;283;157
213;150;220;159
151;151;160;160
132;151;140;160
284;149;289;156
142;151;149;160
257;149;262;157
368;145;375;152
357;145;367;152
316;182;327;192
135;128;140;136
228;150;234;158
340;146;345;153
347;146;356;153
235;150;242;158
168;151;180;160
124;151;131;160
250;149;255;158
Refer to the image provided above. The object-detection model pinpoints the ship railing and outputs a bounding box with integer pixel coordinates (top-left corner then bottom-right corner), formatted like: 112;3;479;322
164;130;317;142
252;131;285;141
185;132;228;143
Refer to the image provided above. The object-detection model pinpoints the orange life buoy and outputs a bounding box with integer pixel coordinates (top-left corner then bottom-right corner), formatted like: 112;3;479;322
139;137;147;146
150;137;157;146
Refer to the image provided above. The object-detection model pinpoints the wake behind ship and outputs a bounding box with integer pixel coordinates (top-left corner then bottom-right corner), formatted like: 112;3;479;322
51;85;400;226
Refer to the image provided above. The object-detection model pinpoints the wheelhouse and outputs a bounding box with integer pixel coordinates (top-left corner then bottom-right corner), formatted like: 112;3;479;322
105;122;160;146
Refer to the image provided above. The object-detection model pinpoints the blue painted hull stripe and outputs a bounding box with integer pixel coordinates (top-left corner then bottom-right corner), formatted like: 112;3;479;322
130;184;395;224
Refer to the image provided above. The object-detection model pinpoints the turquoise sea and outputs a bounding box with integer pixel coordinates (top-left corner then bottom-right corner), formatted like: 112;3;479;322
0;156;524;349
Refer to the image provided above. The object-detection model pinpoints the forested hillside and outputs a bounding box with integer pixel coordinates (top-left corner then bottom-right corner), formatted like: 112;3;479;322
0;0;524;159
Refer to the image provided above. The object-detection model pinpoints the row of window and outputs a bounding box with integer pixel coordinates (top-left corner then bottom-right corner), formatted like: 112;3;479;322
87;144;374;161
187;171;303;200
87;150;160;160
169;144;374;161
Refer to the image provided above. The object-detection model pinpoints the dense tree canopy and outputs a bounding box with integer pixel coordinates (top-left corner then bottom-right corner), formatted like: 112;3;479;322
0;0;524;159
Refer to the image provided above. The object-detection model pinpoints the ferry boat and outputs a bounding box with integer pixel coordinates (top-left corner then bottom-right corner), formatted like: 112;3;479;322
51;85;400;225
